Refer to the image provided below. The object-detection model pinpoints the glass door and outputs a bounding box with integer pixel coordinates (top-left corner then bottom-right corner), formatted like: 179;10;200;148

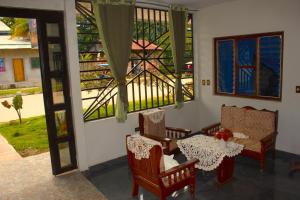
37;13;77;175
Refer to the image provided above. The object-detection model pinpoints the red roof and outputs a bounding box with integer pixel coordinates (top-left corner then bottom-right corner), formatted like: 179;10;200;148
132;40;162;51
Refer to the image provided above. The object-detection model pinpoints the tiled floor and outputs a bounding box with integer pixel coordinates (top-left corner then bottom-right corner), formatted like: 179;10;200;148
86;152;300;200
0;152;107;200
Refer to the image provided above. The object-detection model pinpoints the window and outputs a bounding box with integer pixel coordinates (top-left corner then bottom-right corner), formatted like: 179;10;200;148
76;1;194;121
31;57;40;69
0;58;5;72
214;32;283;100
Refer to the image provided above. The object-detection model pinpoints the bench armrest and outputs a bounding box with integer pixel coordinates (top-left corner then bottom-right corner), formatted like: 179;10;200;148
260;131;278;144
260;131;278;152
201;123;221;136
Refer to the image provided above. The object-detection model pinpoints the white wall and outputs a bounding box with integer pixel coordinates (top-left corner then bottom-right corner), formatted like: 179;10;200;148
196;0;300;155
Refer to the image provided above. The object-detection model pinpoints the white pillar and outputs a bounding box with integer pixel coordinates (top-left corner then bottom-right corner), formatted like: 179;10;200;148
64;0;89;171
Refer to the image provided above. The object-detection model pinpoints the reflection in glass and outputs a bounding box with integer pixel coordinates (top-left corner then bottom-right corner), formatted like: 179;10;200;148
46;23;60;37
259;36;281;98
58;142;71;168
55;110;68;137
48;44;62;72
51;78;64;104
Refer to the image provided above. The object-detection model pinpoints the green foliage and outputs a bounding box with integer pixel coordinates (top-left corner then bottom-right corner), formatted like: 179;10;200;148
1;93;23;124
0;17;15;28
0;17;29;39
0;115;48;157
13;94;23;110
10;18;29;38
77;15;99;53
79;53;113;91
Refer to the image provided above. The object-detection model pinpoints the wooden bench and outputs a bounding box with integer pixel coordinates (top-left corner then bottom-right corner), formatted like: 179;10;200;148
202;105;278;172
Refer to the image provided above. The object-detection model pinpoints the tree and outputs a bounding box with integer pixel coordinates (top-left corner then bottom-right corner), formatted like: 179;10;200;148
11;18;29;39
1;93;23;124
0;17;29;39
0;17;15;28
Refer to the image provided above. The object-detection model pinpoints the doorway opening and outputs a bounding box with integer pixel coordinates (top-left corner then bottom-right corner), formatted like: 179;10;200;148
0;8;77;175
0;17;48;158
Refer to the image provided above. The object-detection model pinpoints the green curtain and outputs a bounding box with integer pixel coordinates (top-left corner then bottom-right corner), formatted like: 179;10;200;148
169;5;187;109
93;0;135;122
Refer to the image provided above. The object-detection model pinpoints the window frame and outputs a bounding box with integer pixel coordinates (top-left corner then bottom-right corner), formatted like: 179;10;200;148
214;31;284;101
76;1;195;122
30;57;41;69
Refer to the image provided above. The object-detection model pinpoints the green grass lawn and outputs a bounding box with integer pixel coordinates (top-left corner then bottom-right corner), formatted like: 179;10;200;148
0;115;48;157
86;96;176;121
0;87;42;98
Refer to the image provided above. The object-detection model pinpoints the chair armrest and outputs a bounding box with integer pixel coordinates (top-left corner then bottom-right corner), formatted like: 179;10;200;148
159;158;199;178
159;158;198;187
143;134;172;146
201;123;221;136
165;127;192;139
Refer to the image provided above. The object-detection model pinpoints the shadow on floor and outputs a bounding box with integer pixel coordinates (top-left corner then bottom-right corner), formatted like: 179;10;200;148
86;152;300;200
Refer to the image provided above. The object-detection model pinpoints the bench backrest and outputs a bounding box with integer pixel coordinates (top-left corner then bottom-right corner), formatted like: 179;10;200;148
221;105;278;139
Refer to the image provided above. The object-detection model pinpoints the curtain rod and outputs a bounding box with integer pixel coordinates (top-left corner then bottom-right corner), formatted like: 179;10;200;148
136;1;199;12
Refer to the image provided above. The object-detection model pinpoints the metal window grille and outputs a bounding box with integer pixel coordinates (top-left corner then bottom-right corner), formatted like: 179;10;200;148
76;0;194;122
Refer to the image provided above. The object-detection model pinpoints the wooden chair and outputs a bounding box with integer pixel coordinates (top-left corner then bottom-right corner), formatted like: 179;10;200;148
126;135;198;200
139;109;192;155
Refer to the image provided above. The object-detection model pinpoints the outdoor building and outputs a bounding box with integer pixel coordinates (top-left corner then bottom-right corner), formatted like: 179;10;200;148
0;20;40;89
130;39;162;73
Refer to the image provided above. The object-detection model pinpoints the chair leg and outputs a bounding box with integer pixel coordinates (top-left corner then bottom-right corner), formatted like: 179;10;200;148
159;195;166;200
272;147;276;160
190;181;196;199
260;156;265;173
132;181;139;197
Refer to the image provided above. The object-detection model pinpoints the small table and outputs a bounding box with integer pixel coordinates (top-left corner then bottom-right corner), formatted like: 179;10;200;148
177;135;243;184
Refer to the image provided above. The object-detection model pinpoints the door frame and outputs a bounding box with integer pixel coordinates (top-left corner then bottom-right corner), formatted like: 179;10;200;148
0;7;78;175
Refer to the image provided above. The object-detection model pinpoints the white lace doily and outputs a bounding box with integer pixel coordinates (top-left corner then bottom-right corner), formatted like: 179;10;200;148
177;135;243;171
127;135;162;160
143;109;165;124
